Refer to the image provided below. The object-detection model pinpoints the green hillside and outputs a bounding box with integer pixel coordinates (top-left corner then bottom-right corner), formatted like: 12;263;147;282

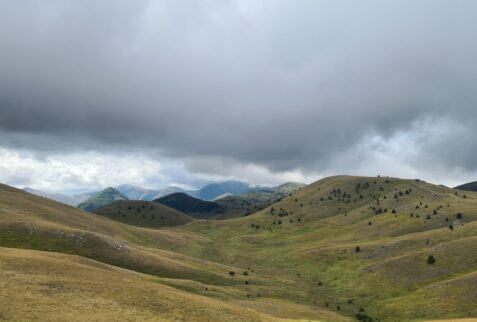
94;200;193;228
1;176;477;321
154;192;225;218
77;187;128;212
214;182;307;219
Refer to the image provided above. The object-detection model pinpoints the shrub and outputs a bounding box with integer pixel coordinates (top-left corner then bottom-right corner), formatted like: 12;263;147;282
427;255;436;264
456;213;463;219
229;271;236;276
355;246;361;252
356;312;373;322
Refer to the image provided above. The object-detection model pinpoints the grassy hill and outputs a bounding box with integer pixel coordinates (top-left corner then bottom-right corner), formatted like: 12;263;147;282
1;176;477;321
154;192;226;218
455;181;477;192
94;200;193;228
77;187;128;212
214;182;307;219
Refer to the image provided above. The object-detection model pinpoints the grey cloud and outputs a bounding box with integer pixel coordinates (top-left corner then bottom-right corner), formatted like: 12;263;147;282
1;0;477;178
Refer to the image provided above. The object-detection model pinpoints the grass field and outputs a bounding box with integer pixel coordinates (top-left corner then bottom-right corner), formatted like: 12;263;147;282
0;176;476;321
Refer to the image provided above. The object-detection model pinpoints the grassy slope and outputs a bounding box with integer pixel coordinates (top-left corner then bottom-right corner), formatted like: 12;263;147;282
0;184;341;321
94;200;193;228
178;176;477;321
214;183;306;219
1;176;477;321
0;247;326;322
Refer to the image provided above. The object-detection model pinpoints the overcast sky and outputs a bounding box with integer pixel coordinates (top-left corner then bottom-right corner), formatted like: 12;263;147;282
1;0;477;193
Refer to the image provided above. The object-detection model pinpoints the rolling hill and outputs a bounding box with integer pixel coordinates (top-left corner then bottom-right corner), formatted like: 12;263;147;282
94;200;193;228
213;182;307;219
77;187;128;212
455;181;477;192
1;175;477;321
154;192;225;218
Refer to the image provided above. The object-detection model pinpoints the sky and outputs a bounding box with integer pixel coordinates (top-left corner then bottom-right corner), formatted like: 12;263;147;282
1;0;477;193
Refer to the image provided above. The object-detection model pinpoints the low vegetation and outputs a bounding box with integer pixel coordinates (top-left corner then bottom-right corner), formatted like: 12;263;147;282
1;175;477;321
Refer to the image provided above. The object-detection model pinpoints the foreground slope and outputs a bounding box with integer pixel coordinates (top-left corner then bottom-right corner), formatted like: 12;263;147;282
0;247;339;322
0;183;342;321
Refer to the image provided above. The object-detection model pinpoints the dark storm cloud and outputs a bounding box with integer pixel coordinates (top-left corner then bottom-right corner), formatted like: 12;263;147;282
1;0;477;174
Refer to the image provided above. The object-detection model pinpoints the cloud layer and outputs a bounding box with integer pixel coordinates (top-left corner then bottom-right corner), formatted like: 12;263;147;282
1;1;477;190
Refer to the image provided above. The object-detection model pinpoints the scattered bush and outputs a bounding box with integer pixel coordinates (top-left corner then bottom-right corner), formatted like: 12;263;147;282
427;255;436;264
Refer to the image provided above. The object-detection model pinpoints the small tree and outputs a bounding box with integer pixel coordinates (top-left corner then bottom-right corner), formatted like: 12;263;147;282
427;255;436;264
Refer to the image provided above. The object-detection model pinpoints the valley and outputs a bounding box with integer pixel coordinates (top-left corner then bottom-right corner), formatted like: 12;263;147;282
1;176;476;321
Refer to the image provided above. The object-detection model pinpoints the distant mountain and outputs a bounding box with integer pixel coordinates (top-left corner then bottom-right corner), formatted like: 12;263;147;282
455;181;477;192
70;191;98;206
78;187;128;212
118;180;255;201
195;180;251;200
154;193;225;219
153;186;191;199
212;193;233;201
272;182;307;194
23;187;78;206
116;184;195;200
154;182;307;220
115;184;161;201
94;200;192;228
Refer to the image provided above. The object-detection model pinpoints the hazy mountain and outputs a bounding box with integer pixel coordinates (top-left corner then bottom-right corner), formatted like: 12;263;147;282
78;187;128;212
152;186;192;199
195;180;251;200
115;184;162;201
23;187;78;206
